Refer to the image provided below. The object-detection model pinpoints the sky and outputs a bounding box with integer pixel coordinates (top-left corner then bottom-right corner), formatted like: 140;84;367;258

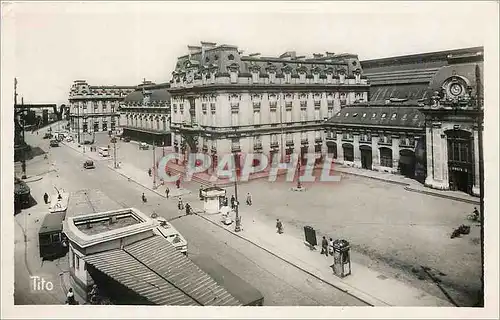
1;1;497;105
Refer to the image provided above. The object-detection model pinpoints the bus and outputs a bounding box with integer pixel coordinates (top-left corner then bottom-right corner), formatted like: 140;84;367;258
98;147;110;157
38;212;68;260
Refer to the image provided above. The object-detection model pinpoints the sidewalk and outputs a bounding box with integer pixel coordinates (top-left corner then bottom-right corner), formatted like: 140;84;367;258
199;209;454;307
107;162;192;198
333;165;479;205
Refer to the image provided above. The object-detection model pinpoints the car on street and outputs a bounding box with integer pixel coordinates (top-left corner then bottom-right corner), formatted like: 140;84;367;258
154;216;188;254
83;140;92;145
110;137;117;143
66;136;74;142
43;133;53;139
139;142;149;150
123;136;131;142
50;140;59;147
83;160;95;169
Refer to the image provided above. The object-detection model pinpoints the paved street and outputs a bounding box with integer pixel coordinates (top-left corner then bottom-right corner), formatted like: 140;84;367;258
14;129;368;306
61;130;481;306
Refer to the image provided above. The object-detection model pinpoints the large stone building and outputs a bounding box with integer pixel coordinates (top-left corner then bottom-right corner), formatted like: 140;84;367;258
118;80;172;146
68;80;135;142
168;42;369;174
325;46;484;196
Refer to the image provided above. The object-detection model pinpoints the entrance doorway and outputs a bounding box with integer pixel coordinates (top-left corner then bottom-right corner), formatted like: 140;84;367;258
449;168;472;193
399;149;416;178
300;146;308;165
360;145;372;170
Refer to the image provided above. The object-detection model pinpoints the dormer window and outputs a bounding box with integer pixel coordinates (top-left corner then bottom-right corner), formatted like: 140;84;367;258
326;73;333;83
339;71;346;84
285;72;291;84
313;73;320;83
362;113;367;118
355;71;361;84
372;113;377;118
228;54;235;61
344;113;349;117
299;72;306;83
391;113;397;120
381;113;387;118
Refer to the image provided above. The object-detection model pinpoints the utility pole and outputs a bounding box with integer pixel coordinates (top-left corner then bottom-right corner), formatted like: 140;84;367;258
152;139;156;189
113;137;117;168
234;152;241;232
475;64;485;307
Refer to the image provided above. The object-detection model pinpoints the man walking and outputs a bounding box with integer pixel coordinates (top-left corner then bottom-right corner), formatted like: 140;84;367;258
230;195;236;209
176;178;181;189
165;186;170;199
276;219;283;234
328;237;334;257
321;236;329;256
43;192;49;204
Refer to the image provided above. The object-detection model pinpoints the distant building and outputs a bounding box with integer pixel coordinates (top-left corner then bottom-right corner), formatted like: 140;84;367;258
68;80;135;142
118;80;172;146
325;46;484;195
168;42;369;174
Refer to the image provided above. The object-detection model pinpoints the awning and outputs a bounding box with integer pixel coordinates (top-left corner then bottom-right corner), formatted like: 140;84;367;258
84;249;199;306
399;154;415;165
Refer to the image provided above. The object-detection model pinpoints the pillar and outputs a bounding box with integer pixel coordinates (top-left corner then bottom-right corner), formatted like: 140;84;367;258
472;127;480;196
371;134;380;171
425;123;448;190
353;133;361;168
336;133;344;164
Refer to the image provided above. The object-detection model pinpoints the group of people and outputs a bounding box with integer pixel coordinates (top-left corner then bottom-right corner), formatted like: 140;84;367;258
320;236;335;257
65;284;100;305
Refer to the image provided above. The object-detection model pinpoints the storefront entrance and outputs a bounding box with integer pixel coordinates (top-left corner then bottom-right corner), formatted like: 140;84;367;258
446;129;473;194
449;166;472;193
360;145;372;170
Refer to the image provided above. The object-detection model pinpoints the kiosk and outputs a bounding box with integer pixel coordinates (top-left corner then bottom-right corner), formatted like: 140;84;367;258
201;186;226;214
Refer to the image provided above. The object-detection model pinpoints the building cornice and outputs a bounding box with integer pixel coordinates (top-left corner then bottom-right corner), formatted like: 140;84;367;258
168;84;369;95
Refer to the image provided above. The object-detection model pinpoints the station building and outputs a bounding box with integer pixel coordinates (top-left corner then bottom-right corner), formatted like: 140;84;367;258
118;80;172;146
167;42;369;174
68;80;135;141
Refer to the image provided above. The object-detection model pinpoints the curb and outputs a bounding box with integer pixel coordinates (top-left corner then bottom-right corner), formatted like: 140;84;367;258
337;170;410;186
196;213;378;307
404;186;480;205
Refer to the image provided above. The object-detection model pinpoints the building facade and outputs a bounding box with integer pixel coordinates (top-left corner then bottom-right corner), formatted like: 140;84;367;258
326;46;483;196
168;42;369;173
119;81;172;146
68;80;135;142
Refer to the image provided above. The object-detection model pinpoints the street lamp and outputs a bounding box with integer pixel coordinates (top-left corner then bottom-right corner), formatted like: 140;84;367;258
152;139;157;189
234;152;242;232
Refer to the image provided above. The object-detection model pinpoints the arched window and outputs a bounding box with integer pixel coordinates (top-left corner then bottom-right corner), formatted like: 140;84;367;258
228;54;235;60
343;143;354;161
380;147;393;167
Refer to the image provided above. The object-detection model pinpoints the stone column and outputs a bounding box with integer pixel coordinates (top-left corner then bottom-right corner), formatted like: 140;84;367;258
353;133;361;168
472;127;480;196
425;123;448;190
371;134;380;170
391;135;400;174
336;133;344;164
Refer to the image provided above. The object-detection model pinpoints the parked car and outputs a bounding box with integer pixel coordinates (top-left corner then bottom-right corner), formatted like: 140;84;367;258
49;140;59;147
110;137;117;143
139;142;149;150
43;133;53;139
83;140;92;145
66;136;74;142
83;160;95;169
123;136;131;142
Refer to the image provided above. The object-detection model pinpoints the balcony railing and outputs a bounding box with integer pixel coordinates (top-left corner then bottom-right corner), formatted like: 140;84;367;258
286;140;294;146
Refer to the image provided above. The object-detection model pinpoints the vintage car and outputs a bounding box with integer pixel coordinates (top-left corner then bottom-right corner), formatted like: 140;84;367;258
43;133;53;139
139;142;149;150
123;136;131;142
83;159;95;169
66;136;74;142
49;140;59;147
110;137;117;143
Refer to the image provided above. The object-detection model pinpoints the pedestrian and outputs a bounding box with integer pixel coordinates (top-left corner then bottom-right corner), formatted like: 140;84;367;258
165;186;170;199
230;195;236;209
43;192;49;204
276;219;283;234
328;237;334;257
176;178;181;189
178;197;184;210
246;192;252;206
185;203;191;215
199;185;204;200
321;236;328;256
66;288;75;305
148;168;152;177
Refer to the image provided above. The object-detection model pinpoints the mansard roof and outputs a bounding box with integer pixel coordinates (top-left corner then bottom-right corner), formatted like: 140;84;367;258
326;104;425;129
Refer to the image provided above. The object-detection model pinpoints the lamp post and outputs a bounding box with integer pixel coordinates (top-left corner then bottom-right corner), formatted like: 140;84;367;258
152;139;157;189
113;136;117;168
234;152;241;232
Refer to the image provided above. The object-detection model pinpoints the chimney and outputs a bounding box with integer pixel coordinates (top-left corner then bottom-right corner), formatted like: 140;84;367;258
313;53;324;59
325;52;335;57
201;42;217;60
296;55;306;61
